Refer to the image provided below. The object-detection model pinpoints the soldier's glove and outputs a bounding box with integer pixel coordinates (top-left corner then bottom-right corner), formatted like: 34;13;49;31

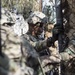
47;37;54;47
52;24;64;41
61;34;69;51
47;24;64;47
52;24;69;51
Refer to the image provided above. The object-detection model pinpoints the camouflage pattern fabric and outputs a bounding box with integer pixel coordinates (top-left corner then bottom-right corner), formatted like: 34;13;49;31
1;25;36;75
0;55;34;75
21;33;61;75
21;34;47;53
27;11;48;24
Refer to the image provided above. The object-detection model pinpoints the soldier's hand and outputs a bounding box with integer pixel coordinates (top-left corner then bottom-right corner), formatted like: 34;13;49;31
47;24;64;47
47;37;54;47
52;24;63;41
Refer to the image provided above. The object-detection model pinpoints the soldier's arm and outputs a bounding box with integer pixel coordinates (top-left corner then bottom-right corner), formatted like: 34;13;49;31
29;40;48;51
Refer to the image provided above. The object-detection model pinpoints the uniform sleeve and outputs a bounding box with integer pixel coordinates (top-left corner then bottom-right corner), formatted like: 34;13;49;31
29;40;47;51
21;35;47;52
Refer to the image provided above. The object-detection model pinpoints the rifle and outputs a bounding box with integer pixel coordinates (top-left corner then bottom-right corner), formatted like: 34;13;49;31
55;0;63;75
55;0;64;53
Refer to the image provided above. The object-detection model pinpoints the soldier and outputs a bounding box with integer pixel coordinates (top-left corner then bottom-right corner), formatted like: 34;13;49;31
20;11;65;75
0;8;34;75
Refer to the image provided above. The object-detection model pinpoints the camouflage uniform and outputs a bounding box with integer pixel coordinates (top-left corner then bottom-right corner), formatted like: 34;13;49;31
0;8;34;75
20;33;48;75
21;33;47;55
0;25;34;75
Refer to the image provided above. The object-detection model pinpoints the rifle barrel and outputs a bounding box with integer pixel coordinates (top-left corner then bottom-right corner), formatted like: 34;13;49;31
55;0;64;52
55;0;63;27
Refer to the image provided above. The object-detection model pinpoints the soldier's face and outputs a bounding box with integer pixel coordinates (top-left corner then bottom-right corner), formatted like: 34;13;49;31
34;25;44;35
30;23;44;35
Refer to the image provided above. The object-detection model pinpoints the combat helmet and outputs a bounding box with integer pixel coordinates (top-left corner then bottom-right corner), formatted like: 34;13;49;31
27;11;48;25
